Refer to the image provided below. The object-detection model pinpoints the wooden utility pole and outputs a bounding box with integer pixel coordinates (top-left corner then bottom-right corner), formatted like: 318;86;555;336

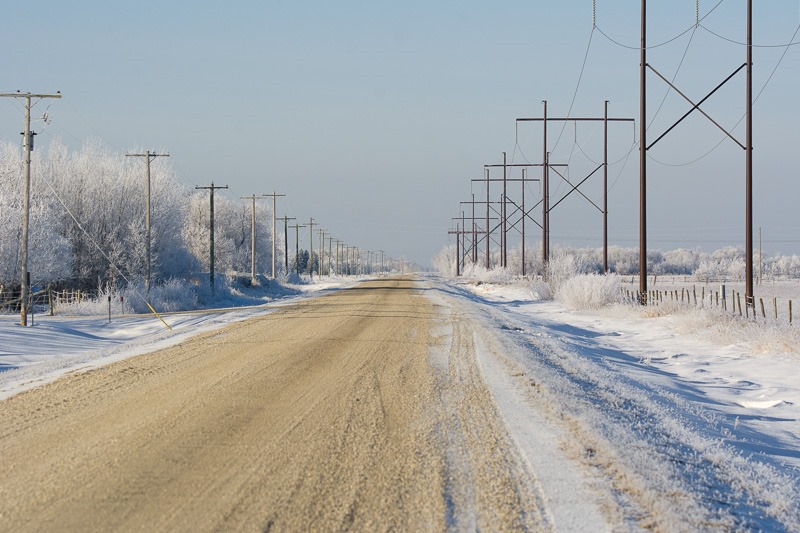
318;228;325;276
241;194;269;282
0;91;62;326
126;150;169;295
263;192;285;278
289;223;306;275
328;235;334;275
307;218;316;276
196;182;228;290
283;216;296;273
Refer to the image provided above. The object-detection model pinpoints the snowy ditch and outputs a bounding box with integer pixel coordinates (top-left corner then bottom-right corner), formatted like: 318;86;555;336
434;276;800;530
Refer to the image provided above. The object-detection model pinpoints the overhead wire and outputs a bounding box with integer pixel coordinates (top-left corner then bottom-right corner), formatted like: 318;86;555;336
647;25;697;131
699;24;800;47
594;0;725;51
551;26;596;154
648;21;800;167
37;168;173;329
62;96;125;153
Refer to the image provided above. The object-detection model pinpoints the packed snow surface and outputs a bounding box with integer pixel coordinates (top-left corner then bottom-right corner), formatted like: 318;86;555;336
0;276;361;400
437;276;800;530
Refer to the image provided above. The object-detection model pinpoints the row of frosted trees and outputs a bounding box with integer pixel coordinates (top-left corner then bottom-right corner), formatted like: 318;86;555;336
0;139;278;291
434;242;800;282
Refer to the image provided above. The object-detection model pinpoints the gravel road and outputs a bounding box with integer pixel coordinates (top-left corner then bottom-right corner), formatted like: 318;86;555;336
0;278;549;531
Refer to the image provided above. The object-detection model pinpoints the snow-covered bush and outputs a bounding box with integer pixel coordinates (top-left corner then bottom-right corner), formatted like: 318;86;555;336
528;280;552;301
432;244;457;277
545;249;583;296
557;273;622;310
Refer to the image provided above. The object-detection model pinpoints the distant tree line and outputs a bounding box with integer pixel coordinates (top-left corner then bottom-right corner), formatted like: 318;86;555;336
434;242;800;282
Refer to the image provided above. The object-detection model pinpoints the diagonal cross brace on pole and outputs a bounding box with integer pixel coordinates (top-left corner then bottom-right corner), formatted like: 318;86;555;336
639;0;754;307
548;164;605;213
646;63;746;150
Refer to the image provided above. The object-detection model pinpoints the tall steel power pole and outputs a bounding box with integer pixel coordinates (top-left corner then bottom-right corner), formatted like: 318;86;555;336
126;150;169;295
307;218;316;276
744;0;754;308
640;0;648;303
0;91;62;326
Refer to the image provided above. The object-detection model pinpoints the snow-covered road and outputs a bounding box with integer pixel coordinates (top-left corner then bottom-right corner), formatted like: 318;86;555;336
1;274;798;530
432;277;800;530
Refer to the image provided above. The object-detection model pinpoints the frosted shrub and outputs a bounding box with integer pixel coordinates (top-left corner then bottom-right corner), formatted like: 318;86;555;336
461;263;518;284
432;244;457;277
557;274;622;310
669;307;800;355
57;285;127;316
149;278;200;312
528;280;552;301
546;250;582;296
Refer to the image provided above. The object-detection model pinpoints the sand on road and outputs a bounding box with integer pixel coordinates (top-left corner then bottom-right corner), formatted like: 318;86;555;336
0;277;548;531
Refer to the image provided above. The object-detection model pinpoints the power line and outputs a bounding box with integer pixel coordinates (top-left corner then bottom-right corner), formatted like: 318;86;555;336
61;96;125;152
647;21;799;168
594;0;725;50
699;23;800;47
551;27;595;154
37;165;172;329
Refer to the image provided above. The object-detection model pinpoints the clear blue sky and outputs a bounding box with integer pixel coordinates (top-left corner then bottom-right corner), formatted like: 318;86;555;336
2;1;799;265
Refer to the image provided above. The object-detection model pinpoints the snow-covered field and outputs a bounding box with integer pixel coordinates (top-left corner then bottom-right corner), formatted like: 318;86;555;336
436;276;800;529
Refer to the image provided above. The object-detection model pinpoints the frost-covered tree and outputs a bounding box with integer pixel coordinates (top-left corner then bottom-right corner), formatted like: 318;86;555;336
182;192;273;278
0;141;71;287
